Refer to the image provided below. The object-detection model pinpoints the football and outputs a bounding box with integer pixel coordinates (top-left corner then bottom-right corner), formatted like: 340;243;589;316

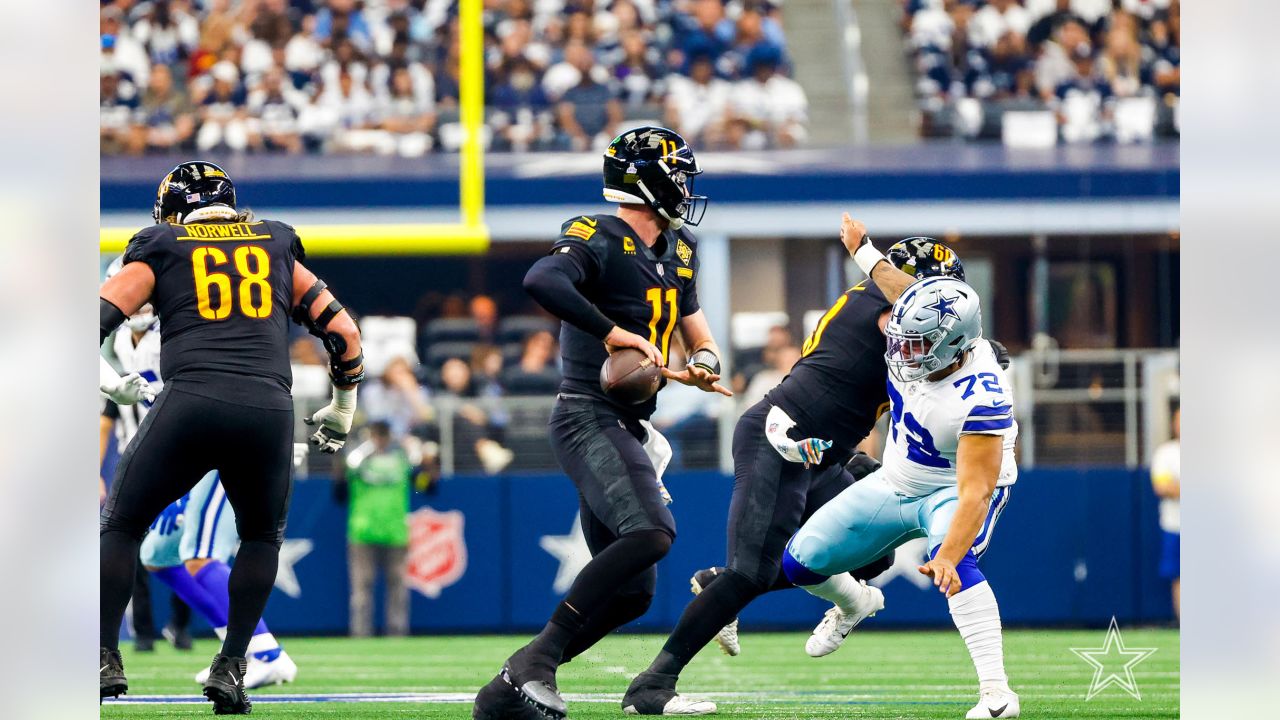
599;347;662;404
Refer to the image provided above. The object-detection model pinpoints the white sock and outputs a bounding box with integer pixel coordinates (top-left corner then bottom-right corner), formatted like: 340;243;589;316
247;632;280;655
214;626;227;641
804;573;867;614
948;581;1009;692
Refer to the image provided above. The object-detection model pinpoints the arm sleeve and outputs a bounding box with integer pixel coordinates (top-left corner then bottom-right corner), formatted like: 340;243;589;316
100;297;126;344
523;251;616;340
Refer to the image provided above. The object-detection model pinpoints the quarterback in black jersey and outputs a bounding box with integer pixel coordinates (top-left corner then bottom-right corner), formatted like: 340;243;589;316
474;127;731;720
98;161;365;714
621;217;982;714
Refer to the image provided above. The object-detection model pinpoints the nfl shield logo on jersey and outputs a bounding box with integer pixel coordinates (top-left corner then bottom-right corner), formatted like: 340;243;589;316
407;507;468;598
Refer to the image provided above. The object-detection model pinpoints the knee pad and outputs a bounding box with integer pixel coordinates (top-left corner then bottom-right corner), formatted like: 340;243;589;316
622;528;673;562
100;514;150;542
716;567;770;600
235;522;285;549
930;546;986;589
782;545;829;587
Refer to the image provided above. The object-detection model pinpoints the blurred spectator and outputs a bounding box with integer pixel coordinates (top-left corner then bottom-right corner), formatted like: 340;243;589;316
665;51;730;148
727;45;808;149
439;358;515;475
362;355;436;440
470;295;500;344
905;0;1177;142
339;421;412;637
101;63;140;155
742;344;801;407
504;330;562;395
1151;406;1180;621
134;63;197;154
195;61;250;152
102;0;808;154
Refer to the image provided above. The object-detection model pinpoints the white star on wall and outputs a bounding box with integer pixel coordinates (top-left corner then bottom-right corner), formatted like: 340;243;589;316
539;516;592;595
273;538;313;599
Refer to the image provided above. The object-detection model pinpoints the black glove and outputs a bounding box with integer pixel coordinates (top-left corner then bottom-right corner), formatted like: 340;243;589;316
990;339;1011;370
846;451;882;481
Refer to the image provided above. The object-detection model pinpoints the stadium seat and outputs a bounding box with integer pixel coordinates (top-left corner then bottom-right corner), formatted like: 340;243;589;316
422;318;481;345
502;367;562;396
424;341;477;369
497;315;558;345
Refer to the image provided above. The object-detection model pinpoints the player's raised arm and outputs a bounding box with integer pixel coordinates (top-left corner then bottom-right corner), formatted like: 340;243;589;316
663;310;732;396
522;244;664;365
292;260;365;453
99;261;157;405
918;433;1002;597
839;213;916;303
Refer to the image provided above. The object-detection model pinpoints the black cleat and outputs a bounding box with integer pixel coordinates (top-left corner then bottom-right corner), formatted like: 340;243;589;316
100;647;127;700
134;635;155;652
474;673;546;720
202;654;252;715
622;672;717;715
501;647;566;720
164;623;193;651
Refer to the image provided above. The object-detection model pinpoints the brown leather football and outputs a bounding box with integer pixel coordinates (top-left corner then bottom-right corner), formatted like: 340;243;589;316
599;348;662;404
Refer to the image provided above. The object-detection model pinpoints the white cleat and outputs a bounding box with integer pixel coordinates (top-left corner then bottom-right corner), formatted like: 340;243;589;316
244;649;298;689
965;688;1020;718
713;619;740;657
624;695;718;715
195;649;298;689
690;569;740;657
804;581;885;657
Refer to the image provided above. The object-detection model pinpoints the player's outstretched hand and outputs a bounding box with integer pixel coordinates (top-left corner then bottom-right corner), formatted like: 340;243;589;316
918;557;963;597
662;364;733;396
305;388;357;454
839;212;870;255
605;325;665;367
101;371;156;406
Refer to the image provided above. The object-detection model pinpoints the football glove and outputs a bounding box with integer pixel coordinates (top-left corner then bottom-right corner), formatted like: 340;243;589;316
304;386;357;454
100;356;156;405
765;405;833;467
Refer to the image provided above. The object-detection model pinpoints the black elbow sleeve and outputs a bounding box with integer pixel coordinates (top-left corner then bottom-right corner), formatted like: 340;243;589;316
100;298;126;344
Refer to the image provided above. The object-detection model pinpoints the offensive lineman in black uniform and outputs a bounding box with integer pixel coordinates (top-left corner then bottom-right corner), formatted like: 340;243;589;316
98;162;365;714
622;216;991;714
473;127;732;720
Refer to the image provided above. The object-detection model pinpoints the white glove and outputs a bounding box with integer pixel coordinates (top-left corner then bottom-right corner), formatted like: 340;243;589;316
304;386;357;454
765;405;833;467
100;356;155;405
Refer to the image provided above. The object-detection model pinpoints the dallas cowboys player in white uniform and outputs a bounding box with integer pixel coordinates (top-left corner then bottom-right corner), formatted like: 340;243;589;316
101;258;298;689
781;271;1021;719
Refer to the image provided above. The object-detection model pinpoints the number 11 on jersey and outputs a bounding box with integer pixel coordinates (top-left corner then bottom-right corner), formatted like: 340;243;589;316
646;287;677;365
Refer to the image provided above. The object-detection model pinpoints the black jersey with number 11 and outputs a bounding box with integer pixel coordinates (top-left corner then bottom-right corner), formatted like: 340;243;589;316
550;214;701;419
765;280;892;464
121;219;304;409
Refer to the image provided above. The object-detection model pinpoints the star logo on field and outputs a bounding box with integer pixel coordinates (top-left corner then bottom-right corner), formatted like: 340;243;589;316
927;292;960;322
273;538;313;599
1071;616;1158;700
539;516;591;594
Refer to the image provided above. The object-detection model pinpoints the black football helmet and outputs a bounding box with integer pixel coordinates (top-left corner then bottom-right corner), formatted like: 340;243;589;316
602;126;707;229
152;161;237;224
886;237;965;281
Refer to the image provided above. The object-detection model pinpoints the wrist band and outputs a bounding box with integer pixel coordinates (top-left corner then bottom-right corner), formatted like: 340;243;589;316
688;348;721;375
853;238;886;277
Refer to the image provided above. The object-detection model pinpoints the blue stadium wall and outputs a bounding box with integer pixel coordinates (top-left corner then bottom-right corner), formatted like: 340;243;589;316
132;468;1174;635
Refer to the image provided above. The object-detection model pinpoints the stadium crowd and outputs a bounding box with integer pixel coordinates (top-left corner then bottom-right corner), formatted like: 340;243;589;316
100;0;809;156
904;0;1180;142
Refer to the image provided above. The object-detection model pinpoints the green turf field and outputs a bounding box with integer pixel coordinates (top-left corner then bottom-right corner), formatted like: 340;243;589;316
102;629;1178;718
